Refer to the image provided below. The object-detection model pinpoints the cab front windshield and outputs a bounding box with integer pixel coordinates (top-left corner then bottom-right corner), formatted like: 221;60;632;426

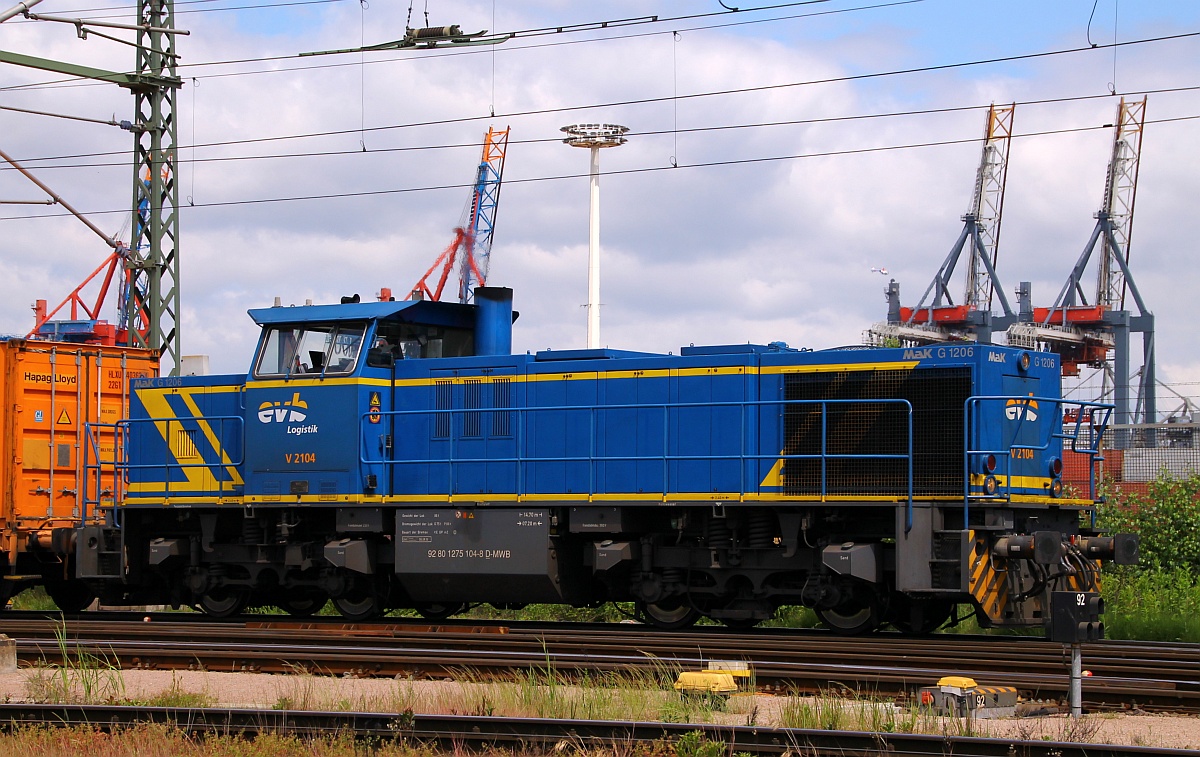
255;323;366;378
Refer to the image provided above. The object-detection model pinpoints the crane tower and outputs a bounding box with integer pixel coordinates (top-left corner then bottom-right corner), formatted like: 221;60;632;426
868;104;1017;345
410;127;510;303
1007;97;1155;429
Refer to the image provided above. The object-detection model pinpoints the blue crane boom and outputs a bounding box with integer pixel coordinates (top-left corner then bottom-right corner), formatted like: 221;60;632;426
410;127;510;303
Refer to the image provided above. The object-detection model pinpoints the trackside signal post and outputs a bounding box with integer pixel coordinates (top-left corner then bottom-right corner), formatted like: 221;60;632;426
1047;590;1105;718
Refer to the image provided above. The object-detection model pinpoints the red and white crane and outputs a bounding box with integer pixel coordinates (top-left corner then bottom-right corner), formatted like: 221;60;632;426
405;127;510;304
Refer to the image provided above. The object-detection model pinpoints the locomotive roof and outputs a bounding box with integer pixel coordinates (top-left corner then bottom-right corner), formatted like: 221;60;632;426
248;298;476;328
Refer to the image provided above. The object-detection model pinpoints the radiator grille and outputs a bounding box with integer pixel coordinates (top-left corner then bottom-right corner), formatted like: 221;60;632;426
782;367;969;496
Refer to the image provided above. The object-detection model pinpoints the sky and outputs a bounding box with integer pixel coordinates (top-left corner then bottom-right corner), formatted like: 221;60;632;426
1;0;1198;417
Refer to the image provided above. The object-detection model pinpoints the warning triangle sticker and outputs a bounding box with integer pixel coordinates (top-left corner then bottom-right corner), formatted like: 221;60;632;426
56;410;71;425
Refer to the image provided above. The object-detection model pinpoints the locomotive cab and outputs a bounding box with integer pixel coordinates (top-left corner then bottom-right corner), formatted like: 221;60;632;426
242;289;511;502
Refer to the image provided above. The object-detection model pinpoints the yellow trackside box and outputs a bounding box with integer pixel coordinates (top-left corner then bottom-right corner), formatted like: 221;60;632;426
916;676;1018;719
0;339;157;592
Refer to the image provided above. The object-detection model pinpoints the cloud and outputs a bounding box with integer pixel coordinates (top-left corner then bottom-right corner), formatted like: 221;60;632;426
1;1;1198;415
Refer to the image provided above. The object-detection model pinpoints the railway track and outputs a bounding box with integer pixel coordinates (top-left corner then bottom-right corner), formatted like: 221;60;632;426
7;613;1200;712
1;703;1196;757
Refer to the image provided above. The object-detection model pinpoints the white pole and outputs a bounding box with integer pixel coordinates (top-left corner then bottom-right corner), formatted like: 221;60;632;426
1070;643;1082;718
587;145;601;349
560;124;627;350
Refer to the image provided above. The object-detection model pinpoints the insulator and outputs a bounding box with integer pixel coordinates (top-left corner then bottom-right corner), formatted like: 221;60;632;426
706;517;732;549
746;510;777;549
413;25;460;39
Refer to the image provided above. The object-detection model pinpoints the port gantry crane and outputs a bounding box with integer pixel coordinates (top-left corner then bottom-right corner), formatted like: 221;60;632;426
868;104;1018;346
408;126;510;304
1006;97;1155;433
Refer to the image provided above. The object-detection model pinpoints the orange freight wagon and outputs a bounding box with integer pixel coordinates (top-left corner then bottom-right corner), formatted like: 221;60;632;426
0;338;157;610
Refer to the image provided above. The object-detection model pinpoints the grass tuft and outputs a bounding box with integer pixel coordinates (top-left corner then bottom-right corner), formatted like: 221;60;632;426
26;619;126;705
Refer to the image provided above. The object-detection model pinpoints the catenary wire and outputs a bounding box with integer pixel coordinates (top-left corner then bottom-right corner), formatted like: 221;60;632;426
5;0;351;24
3;114;1196;222
5;28;1196;159
0;1;918;90
7;84;1200;171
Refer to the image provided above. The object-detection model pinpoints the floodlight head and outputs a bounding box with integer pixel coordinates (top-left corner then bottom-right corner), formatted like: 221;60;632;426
561;123;629;149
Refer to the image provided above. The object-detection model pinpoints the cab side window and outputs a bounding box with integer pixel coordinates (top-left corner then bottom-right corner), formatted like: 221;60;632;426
254;323;366;378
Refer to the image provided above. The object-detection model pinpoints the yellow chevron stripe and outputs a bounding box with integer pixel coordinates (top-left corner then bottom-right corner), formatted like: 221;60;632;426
758;454;784;488
178;391;244;487
134;389;230;495
968;530;1008;623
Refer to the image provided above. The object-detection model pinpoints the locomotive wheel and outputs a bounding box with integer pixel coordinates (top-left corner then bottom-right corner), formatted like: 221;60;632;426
414;602;464;621
888;595;954;635
638;599;700;630
816;588;883;635
279;590;328;617
199;588;249;618
333;591;382;621
45;580;95;614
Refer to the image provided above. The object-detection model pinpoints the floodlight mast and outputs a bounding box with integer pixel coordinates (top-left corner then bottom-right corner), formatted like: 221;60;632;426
561;124;628;350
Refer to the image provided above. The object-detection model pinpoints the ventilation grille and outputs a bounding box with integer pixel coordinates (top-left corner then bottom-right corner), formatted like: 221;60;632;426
782;367;970;497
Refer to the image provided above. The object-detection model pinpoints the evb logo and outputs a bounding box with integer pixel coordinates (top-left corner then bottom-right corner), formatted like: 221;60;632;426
258;392;308;423
1005;396;1038;422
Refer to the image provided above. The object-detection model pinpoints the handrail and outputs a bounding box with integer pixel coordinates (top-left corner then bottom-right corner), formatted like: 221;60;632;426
359;397;915;527
961;395;1113;524
110;415;246;494
81;421;125;523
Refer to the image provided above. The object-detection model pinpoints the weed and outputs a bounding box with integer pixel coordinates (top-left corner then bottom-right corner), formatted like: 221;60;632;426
10;586;57;612
1057;714;1102;743
25;619;125;705
134;672;216;708
779;690;851;730
674;730;725;757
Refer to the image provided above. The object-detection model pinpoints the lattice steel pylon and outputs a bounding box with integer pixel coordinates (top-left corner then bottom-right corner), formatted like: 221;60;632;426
1096;96;1144;311
124;0;181;374
868;104;1016;346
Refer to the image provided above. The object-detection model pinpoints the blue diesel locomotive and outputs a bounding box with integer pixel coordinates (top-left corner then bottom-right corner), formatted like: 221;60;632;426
72;287;1135;633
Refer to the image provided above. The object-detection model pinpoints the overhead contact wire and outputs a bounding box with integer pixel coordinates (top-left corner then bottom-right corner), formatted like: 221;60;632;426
5;114;1198;222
